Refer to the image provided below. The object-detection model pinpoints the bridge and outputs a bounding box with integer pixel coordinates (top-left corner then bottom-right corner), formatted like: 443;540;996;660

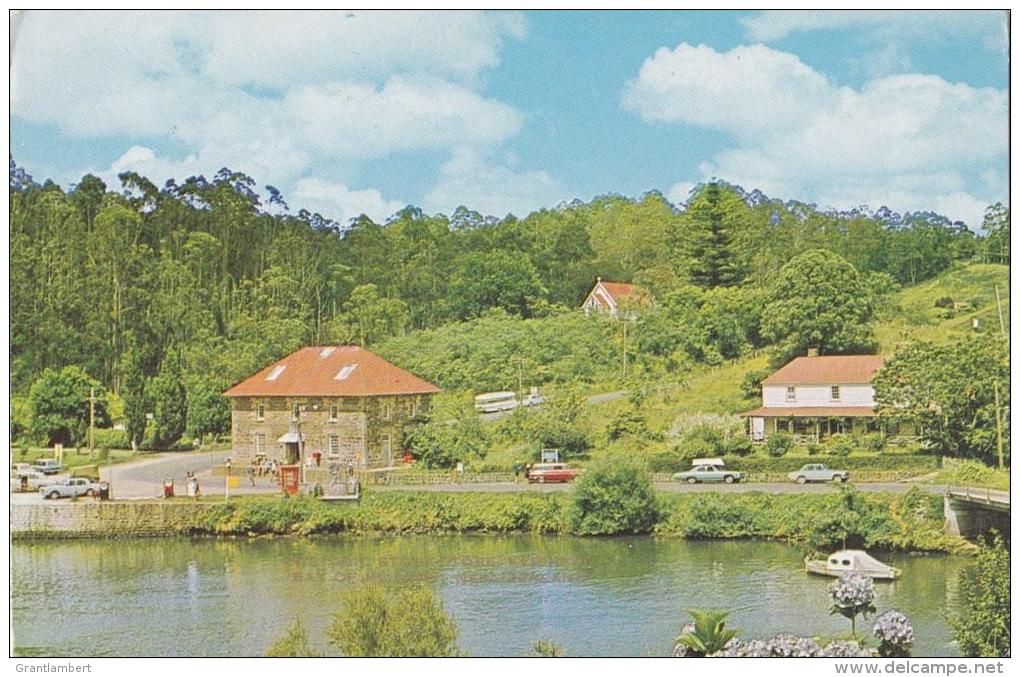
945;487;1010;541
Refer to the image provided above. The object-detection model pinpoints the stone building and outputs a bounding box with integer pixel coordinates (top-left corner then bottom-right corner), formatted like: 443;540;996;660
224;346;440;469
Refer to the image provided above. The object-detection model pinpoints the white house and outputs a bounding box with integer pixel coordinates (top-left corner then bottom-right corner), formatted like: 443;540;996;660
581;278;648;317
740;353;886;441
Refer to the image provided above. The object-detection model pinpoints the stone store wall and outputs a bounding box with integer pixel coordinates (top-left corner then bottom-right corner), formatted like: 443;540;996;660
11;501;215;539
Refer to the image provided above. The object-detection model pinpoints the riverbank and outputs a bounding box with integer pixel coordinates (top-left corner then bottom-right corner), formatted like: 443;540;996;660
11;487;968;552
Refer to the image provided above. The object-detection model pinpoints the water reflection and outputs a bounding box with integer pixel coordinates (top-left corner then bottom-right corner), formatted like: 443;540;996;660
12;536;965;657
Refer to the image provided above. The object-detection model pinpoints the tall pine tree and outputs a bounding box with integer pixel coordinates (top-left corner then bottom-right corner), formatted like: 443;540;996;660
152;348;187;449
675;183;747;288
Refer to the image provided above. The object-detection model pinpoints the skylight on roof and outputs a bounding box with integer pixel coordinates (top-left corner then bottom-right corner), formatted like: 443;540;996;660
334;364;358;381
319;347;337;358
266;365;286;381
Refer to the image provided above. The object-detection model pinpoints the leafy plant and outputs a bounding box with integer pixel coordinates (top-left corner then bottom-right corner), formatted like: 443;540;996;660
569;459;659;535
861;432;887;453
951;534;1010;657
531;640;564;657
266;619;321;657
674;609;739;657
327;584;460;657
764;432;792;457
826;433;856;457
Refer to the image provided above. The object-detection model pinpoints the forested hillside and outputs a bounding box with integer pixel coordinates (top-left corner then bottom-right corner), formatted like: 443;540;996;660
9;157;1009;448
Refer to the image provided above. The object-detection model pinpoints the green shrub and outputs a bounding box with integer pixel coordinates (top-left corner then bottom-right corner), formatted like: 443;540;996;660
861;433;887;453
723;434;753;457
951;535;1010;657
92;427;129;450
764;433;792;458
266;619;321;657
327;584;460;657
826;434;856;457
805;441;822;456
569;460;659;535
676;424;725;460
606;407;654;442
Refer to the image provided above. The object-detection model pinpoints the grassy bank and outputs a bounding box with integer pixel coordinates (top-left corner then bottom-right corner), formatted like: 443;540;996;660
194;487;964;553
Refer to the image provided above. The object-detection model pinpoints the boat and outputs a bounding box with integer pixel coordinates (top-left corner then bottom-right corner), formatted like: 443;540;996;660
804;549;902;580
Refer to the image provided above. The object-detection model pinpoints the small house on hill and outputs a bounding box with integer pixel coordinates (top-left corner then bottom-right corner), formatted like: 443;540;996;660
740;353;889;442
582;278;649;317
224;346;440;469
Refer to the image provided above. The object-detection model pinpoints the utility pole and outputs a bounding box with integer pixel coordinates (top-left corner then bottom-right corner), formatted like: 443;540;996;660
517;357;524;403
622;317;630;379
994;285;1006;338
994;381;1004;470
88;387;96;459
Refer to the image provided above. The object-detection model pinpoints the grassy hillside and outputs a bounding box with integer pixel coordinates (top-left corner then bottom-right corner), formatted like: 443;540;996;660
876;263;1009;351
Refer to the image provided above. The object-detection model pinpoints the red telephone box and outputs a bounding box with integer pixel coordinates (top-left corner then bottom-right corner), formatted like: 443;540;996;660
279;464;300;495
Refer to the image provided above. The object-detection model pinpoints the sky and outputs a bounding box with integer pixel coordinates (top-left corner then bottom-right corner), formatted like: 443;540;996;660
9;9;1009;228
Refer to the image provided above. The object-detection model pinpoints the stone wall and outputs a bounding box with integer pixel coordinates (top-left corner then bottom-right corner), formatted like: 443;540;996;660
229;394;432;469
11;501;214;539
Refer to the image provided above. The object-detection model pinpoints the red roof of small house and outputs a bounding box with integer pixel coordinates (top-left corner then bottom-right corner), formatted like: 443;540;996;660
762;355;884;386
223;346;441;398
739;406;878;418
583;279;649;309
600;281;638;302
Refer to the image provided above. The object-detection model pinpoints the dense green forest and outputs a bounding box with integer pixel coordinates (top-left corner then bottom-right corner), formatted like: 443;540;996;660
9;156;1010;451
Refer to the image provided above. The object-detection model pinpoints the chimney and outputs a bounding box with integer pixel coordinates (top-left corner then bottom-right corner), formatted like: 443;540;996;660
806;347;819;357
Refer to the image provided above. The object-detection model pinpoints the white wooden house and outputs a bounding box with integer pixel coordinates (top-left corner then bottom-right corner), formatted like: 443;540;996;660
740;353;886;442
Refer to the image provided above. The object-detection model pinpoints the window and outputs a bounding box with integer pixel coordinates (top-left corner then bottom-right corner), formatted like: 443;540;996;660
255;403;266;421
383;434;392;464
830;386;841;401
292;403;300;421
329;404;339;422
383;400;392;421
254;433;266;455
786;386;796;402
328;434;340;457
408;398;418;418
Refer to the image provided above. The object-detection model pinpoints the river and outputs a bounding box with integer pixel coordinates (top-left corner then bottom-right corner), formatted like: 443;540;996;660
11;536;966;657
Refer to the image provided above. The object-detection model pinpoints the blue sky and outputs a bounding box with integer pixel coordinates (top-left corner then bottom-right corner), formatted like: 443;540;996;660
10;9;1008;227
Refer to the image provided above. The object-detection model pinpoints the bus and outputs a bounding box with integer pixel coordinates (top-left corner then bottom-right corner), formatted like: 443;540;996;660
474;391;519;413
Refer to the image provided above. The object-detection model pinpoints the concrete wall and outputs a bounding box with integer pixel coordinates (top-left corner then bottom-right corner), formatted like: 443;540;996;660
11;501;214;539
763;384;875;408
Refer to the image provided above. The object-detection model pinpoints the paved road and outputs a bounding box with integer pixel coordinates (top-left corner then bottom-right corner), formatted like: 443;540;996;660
101;449;231;499
479;390;628;422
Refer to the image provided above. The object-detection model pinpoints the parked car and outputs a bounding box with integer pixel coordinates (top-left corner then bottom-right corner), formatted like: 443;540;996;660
33;458;64;475
12;462;34;476
39;477;105;500
527;463;580;483
10;469;48;492
673;464;743;484
787;464;849;484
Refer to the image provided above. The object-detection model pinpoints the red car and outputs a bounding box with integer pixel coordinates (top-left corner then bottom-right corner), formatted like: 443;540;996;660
527;463;580;483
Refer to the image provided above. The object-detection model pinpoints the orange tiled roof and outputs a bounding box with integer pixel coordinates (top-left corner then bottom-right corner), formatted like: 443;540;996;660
599;281;638;302
762;355;884;385
223;346;441;398
739;406;878;418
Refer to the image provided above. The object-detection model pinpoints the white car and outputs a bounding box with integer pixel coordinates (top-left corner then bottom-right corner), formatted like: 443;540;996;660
39;477;105;499
11;469;48;492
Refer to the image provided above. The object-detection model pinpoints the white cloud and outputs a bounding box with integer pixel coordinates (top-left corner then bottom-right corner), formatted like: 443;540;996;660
424;148;569;218
666;182;697;206
740;10;1005;47
11;9;561;219
292;178;405;225
285;77;522;160
625;43;1007;227
623;43;833;137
